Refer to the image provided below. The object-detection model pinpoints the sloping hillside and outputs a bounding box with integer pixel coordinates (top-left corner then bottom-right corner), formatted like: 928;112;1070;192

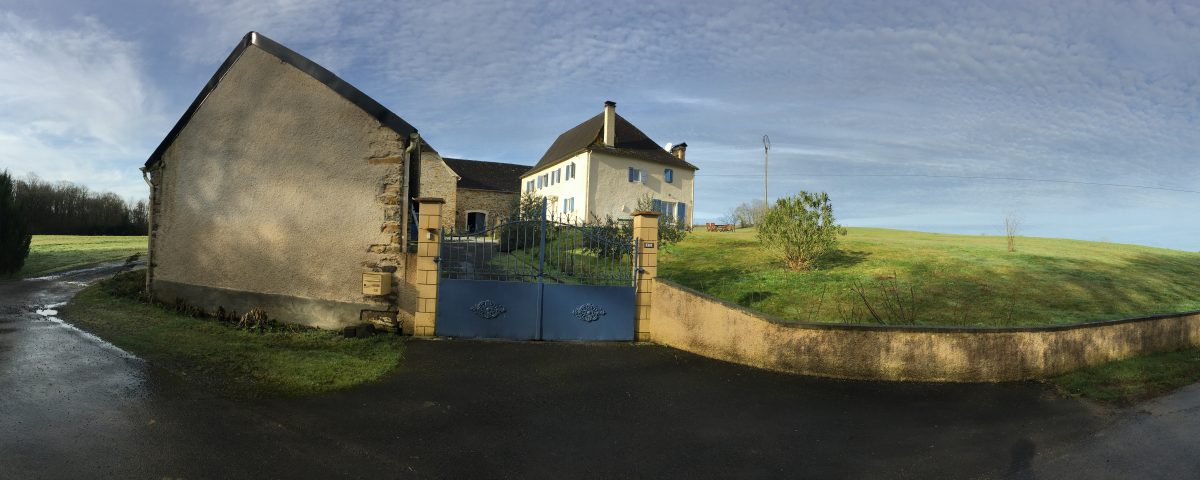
659;228;1200;327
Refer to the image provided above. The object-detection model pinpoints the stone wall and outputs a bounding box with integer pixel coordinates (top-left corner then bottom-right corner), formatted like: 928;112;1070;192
419;152;458;230
454;188;517;231
652;279;1200;382
150;45;413;330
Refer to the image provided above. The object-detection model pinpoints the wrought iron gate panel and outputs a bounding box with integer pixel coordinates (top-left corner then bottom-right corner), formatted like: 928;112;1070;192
540;284;635;341
435;198;637;341
435;280;540;340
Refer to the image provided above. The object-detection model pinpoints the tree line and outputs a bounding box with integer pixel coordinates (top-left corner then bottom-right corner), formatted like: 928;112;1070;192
10;174;148;236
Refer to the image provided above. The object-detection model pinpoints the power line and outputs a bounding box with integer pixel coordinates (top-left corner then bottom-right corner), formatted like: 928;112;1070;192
694;172;1200;195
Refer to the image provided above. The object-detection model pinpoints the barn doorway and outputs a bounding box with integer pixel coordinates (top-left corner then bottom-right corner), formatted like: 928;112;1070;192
466;211;487;233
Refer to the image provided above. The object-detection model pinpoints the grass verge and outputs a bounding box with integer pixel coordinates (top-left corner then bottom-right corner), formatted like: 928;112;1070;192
14;235;147;279
58;271;404;397
1048;348;1200;406
660;227;1200;327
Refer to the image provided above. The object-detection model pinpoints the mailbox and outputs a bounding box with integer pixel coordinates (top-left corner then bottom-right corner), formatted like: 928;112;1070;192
362;272;392;295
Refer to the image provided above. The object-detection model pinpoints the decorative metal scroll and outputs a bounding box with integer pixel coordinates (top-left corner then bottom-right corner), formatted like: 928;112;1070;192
470;300;507;319
572;303;607;323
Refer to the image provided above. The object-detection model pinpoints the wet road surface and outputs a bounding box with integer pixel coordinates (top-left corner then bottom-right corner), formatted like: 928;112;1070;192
0;264;1189;478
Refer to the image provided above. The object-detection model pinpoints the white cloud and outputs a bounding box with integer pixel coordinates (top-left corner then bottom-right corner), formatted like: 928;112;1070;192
0;13;164;199
2;0;1198;248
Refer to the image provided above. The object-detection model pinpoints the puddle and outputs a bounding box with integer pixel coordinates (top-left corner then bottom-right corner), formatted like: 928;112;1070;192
31;302;142;361
35;302;65;317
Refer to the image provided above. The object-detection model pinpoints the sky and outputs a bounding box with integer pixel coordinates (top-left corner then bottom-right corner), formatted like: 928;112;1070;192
1;0;1197;250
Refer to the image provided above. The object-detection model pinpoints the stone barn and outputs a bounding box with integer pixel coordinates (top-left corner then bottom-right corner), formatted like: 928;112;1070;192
426;157;528;232
140;31;476;332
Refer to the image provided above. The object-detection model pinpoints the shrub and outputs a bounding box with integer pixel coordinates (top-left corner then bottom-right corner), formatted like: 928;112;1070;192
102;270;147;300
633;193;688;247
499;193;546;252
0;170;32;275
757;191;846;270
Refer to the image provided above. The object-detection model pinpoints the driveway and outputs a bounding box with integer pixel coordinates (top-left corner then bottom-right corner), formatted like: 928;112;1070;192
0;264;1194;478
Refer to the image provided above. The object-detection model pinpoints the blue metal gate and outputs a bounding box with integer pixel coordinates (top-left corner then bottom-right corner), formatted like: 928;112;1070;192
435;200;637;341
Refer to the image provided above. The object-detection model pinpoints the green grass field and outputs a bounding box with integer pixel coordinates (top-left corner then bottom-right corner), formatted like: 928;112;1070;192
660;227;1200;327
1050;347;1200;405
59;271;405;396
13;235;147;278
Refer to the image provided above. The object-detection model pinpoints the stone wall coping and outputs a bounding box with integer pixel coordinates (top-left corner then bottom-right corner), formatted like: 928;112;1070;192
657;278;1200;334
415;197;446;204
632;210;661;217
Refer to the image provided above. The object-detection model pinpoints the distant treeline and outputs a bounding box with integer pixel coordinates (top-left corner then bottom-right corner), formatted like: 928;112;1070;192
13;175;148;236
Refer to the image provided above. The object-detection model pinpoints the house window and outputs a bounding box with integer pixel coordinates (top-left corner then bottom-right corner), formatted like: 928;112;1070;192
628;167;645;183
664;168;673;184
563;197;575;213
650;199;676;218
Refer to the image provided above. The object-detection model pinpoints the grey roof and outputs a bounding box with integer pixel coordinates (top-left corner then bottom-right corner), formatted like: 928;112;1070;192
144;32;433;168
526;112;698;177
443;158;530;193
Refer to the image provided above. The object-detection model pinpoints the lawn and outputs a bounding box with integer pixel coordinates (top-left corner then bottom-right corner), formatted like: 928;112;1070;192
1049;347;1200;405
659;227;1200;327
13;235;147;278
58;271;405;396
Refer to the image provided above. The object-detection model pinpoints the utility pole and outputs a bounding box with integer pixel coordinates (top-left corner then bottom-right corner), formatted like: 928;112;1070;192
762;135;770;209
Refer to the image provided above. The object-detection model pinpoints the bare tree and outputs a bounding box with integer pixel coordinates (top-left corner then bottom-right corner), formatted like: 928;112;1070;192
1004;213;1020;252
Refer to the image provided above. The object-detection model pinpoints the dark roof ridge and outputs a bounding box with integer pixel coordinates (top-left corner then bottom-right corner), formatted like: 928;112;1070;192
144;31;425;168
442;157;530;192
524;110;698;177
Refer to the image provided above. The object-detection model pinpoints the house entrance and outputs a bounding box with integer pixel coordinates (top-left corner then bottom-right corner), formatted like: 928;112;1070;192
436;199;637;341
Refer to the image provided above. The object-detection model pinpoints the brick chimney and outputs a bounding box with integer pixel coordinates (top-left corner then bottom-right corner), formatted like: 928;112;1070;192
602;101;616;147
670;142;687;161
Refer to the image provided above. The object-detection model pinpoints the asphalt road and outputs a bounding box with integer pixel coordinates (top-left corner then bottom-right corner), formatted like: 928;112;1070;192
1;264;1196;478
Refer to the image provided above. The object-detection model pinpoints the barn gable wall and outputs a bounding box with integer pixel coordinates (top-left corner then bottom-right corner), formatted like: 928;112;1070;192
152;45;410;330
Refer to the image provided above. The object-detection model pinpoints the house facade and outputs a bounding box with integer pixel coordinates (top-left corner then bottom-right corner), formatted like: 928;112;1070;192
521;101;697;224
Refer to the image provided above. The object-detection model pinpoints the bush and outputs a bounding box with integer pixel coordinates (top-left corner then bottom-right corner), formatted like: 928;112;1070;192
102;269;147;300
757;191;846;270
633;193;688;247
498;193;546;252
0;170;32;275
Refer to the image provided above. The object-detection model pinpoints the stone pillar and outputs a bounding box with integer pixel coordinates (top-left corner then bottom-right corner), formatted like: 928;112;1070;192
632;211;660;342
413;198;444;336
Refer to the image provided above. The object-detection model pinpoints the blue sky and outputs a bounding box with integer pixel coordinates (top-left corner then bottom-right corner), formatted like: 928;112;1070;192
1;0;1198;250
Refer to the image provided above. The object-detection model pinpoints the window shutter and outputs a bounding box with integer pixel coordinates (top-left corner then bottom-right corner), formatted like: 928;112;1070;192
628;167;636;182
677;202;686;221
651;199;663;213
639;169;646;183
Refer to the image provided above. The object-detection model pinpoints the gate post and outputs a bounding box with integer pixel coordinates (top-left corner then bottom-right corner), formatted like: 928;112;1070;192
632;211;660;342
414;197;445;336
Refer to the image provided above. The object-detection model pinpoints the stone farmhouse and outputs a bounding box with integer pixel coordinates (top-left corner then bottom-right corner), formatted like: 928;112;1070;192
139;32;688;333
140;31;534;331
521;101;698;224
